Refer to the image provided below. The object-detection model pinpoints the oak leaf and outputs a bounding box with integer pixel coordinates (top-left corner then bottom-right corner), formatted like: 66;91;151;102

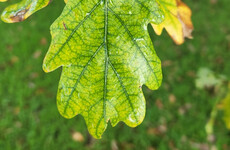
43;0;164;138
152;0;193;45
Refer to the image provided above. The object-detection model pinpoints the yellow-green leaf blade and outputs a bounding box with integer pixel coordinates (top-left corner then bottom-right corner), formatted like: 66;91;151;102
43;0;164;138
0;0;7;2
1;0;51;23
221;84;230;129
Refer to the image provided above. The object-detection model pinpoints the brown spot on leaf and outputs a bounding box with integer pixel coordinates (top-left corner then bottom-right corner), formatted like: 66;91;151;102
10;9;29;23
63;22;67;30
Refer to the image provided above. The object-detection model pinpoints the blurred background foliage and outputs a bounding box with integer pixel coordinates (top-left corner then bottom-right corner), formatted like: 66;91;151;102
0;0;230;149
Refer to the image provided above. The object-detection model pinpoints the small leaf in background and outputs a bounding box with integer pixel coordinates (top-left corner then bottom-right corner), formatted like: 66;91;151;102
1;0;51;23
196;68;229;135
0;0;7;2
206;84;230;134
43;0;164;138
220;84;230;129
152;0;194;45
195;67;226;90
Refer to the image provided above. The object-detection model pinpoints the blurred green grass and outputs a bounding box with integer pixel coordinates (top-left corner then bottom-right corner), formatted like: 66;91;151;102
0;0;230;149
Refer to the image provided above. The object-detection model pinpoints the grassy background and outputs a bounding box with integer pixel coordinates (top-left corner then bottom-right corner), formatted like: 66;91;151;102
0;0;230;149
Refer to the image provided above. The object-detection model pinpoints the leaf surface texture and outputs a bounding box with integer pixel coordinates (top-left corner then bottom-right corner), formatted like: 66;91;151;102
43;0;164;138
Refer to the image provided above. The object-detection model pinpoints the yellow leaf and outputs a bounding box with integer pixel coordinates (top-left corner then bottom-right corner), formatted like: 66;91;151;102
152;0;193;45
177;0;194;39
0;0;7;2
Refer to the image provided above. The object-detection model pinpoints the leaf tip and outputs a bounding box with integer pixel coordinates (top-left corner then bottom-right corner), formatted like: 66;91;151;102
42;63;51;73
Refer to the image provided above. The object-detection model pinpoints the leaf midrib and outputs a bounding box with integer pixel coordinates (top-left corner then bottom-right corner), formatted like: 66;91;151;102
59;0;160;127
102;0;109;130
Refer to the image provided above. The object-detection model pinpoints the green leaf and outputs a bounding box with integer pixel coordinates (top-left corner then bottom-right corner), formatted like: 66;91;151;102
43;0;164;138
1;0;51;23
